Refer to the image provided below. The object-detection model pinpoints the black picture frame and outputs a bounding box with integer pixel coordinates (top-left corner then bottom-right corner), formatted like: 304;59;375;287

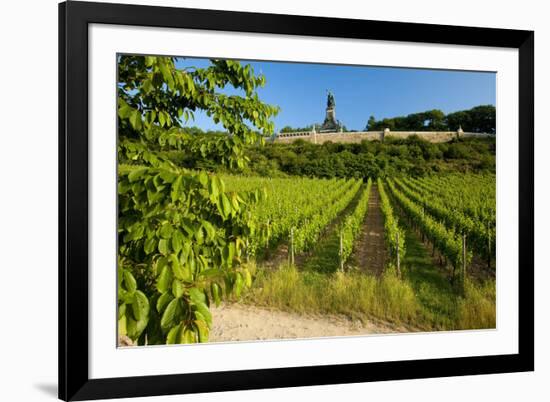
59;1;534;400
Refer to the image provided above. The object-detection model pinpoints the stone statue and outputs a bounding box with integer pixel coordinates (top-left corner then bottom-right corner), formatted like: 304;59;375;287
319;90;341;132
327;90;335;108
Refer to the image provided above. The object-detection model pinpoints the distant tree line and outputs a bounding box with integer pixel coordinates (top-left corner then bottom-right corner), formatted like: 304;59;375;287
280;125;314;133
241;135;495;179
365;105;495;134
161;129;495;178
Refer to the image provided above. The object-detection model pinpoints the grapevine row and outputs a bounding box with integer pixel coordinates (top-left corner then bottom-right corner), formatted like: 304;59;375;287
222;176;356;254
405;175;495;227
377;178;406;266
393;177;495;263
385;178;472;269
339;179;373;265
294;179;363;254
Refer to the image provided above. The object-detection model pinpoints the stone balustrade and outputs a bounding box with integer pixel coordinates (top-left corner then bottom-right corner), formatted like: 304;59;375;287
273;128;493;144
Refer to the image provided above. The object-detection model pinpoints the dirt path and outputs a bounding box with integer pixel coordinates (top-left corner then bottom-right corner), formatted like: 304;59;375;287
209;304;407;342
353;184;386;275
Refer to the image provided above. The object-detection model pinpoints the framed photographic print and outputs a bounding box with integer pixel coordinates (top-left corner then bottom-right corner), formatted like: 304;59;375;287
59;1;534;400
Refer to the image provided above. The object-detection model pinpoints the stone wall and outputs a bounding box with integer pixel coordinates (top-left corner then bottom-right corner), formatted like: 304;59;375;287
273;130;493;144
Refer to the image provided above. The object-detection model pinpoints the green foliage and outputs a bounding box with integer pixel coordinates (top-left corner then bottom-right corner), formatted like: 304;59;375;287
280;125;314;133
241;136;495;180
366;105;496;133
117;263;150;341
340;179;372;264
385;178;472;270
221;176;357;256
377;179;406;267
393;176;495;265
447;105;496;133
293;180;362;254
118;55;278;169
117;55;278;344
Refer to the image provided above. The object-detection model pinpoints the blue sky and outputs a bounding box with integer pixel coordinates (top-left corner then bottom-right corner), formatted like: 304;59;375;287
175;58;495;132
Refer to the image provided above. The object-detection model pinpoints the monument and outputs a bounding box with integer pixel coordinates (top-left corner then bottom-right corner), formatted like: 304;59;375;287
319;90;343;132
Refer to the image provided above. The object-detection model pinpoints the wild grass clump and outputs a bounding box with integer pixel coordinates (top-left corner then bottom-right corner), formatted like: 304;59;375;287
246;263;496;331
456;279;496;329
247;264;420;326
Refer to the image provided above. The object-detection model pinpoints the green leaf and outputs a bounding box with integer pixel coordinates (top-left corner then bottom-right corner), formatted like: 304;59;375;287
193;301;212;327
194;319;210;342
123;270;137;293
202;221;216;242
156;265;173;293
118;303;126;319
129;109;142;130
166;323;183;344
118;103;133;119
244;269;252;287
156;292;174;313
181;327;197;344
160;298;181;331
131;290;150;323
159;62;174;89
198;171;208;188
158;111;166;127
230;193;240;212
189;287;206;305
172;279;184;298
158;239;170;255
118;316;127;337
128;168;148;183
160;223;173;239
208;177;219;200
169;253;187;280
171;230;184;253
220;193;232;218
211;283;221;307
155;256;169;276
234;272;243;298
171;175;183;202
142;79;153;93
144;236;157;255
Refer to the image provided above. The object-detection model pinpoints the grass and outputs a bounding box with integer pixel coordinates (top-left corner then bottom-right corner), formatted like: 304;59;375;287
234;174;496;332
398;226;495;330
244;225;496;331
247;264;419;326
301;184;364;273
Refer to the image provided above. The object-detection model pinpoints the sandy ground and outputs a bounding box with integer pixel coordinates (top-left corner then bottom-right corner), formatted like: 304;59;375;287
209;303;408;342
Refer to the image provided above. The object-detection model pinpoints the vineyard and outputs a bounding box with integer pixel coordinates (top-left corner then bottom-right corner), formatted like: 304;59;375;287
115;55;496;346
119;164;496;344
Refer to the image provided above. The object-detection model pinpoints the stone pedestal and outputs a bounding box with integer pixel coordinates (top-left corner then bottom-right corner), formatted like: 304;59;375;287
320;106;340;132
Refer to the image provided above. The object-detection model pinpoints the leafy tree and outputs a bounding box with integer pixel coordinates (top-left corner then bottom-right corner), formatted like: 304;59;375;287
280;125;314;133
467;105;496;133
117;55;278;345
366;115;377;130
364;105;495;133
446;110;471;131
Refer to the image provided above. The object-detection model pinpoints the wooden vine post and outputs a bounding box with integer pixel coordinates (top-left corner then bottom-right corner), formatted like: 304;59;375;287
266;219;270;249
339;231;344;272
462;232;467;292
289;227;295;266
487;220;491;270
396;230;401;277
